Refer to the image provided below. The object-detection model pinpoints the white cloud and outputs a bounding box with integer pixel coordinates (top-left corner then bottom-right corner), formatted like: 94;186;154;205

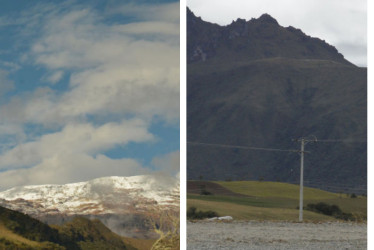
45;70;64;84
0;61;20;72
0;119;154;170
0;123;26;153
0;70;14;97
0;87;63;126
0;154;151;190
0;2;180;126
113;21;179;36
109;2;180;23
3;3;180;125
0;2;179;188
152;151;180;176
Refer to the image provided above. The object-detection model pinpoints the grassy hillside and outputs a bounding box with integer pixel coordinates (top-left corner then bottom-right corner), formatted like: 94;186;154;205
187;199;332;221
217;181;339;199
0;205;67;248
0;206;137;249
0;223;64;249
123;237;156;250
217;181;366;214
55;217;136;250
187;181;366;222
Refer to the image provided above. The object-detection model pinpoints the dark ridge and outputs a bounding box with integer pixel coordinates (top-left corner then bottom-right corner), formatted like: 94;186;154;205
257;13;279;25
187;7;354;66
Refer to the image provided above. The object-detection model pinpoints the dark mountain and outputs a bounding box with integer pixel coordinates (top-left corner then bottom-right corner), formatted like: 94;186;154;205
0;205;136;249
187;8;353;66
187;8;366;194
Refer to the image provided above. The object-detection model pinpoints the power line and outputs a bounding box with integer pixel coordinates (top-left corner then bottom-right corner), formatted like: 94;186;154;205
187;139;366;153
314;139;366;143
187;141;298;153
189;137;366;219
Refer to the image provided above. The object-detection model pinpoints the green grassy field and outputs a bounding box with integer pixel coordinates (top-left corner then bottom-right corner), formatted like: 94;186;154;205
187;199;333;221
187;181;366;222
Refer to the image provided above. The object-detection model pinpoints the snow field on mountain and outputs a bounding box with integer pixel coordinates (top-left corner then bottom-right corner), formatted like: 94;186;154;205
0;175;179;214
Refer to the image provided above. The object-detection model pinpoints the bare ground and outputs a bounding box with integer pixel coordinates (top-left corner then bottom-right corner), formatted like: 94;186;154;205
187;221;366;250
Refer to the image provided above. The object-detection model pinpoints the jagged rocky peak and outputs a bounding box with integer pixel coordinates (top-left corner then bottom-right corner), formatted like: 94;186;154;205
187;7;205;25
232;18;246;24
187;7;195;18
256;13;279;25
230;13;279;26
187;7;352;66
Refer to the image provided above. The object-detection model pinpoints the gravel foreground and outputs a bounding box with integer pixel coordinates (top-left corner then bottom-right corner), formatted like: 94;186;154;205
187;221;367;250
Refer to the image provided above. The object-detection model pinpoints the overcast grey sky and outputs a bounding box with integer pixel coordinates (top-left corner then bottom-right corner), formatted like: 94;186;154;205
187;0;367;67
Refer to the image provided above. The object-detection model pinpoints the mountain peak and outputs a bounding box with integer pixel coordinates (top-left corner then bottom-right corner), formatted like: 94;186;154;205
231;14;279;26
257;13;278;25
0;174;180;238
187;7;352;66
0;174;179;215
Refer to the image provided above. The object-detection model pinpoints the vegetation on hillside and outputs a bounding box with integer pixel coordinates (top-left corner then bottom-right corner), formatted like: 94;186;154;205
187;206;218;220
187;181;366;222
305;202;365;221
56;217;135;250
0;206;69;248
0;206;137;249
149;210;179;250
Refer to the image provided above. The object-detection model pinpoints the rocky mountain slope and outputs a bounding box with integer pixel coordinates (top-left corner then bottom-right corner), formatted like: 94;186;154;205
0;174;179;238
187;8;353;66
0;205;136;249
187;8;366;193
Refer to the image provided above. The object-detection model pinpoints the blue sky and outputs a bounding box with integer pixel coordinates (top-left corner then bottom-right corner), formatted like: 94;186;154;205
0;0;180;190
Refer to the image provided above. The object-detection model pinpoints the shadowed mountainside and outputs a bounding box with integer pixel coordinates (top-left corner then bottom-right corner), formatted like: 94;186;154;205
187;8;366;193
0;205;136;249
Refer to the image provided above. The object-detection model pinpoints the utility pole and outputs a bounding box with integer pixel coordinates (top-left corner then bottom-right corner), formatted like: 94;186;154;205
298;138;305;222
295;136;317;222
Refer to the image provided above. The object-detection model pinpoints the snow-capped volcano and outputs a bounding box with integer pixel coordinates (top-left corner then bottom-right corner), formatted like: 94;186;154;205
0;174;179;216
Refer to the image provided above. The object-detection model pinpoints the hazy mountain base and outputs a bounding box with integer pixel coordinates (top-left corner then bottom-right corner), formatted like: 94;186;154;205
1;204;181;250
39;213;159;239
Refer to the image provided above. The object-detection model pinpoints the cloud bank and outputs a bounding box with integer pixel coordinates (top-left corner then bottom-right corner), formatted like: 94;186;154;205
0;1;179;190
